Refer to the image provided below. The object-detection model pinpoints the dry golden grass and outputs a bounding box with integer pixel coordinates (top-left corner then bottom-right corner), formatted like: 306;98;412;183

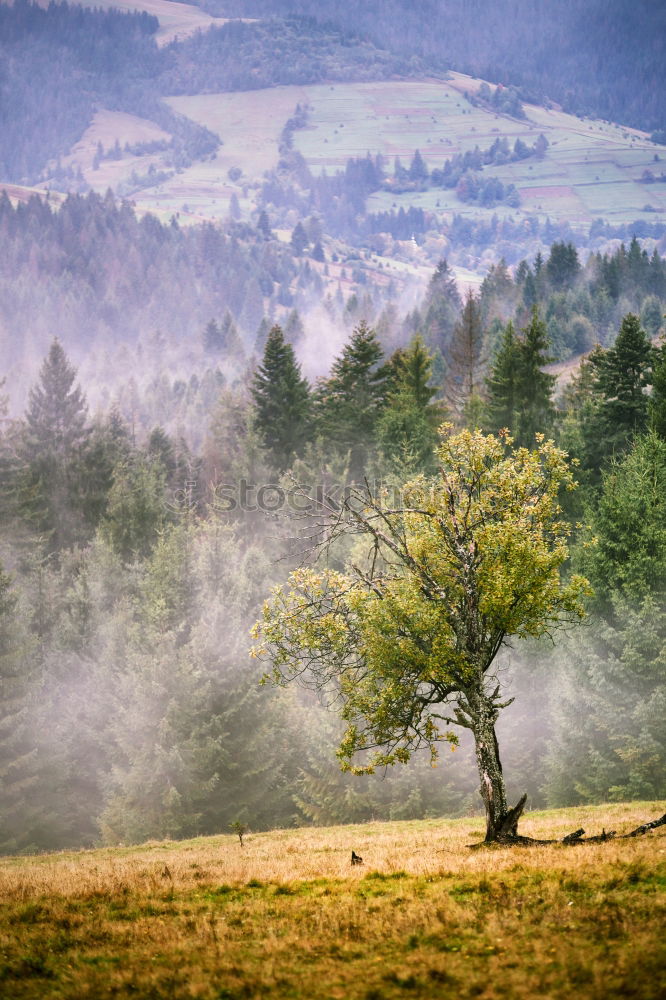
1;801;664;999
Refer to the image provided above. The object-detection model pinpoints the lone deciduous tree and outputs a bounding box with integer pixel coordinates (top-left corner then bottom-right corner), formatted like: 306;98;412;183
252;426;589;843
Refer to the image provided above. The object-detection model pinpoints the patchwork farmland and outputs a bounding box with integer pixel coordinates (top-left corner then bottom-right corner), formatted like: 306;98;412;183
56;74;666;234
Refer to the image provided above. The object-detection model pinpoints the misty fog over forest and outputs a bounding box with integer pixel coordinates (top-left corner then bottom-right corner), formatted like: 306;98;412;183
0;0;665;856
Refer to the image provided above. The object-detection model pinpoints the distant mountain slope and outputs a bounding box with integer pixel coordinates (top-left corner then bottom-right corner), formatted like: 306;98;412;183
212;0;666;136
0;1;162;182
0;2;421;183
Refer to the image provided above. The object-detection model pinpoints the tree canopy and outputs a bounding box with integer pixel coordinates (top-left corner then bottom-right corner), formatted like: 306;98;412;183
253;426;588;841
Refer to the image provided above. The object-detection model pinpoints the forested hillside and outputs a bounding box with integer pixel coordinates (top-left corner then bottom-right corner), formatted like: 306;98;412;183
1;238;666;850
213;0;666;136
2;189;664;419
0;1;164;182
0;1;420;184
0;190;304;417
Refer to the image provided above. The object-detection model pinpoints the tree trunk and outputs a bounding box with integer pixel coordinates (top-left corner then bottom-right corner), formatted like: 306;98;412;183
470;693;525;842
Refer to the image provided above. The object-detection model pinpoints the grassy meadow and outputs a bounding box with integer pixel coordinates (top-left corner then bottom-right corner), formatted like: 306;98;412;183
1;801;664;999
47;71;666;232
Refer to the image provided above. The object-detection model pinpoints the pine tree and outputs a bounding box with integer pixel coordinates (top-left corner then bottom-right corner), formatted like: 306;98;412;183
445;290;486;424
408;149;429;184
24;340;88;460
590;314;653;457
257;210;272;240
546;241;580;290
284;309;305;347
580;432;666;606
18;339;90;551
99;522;297;844
316;321;388;480
547;434;666;805
514;307;556;447
556;352;605;503
546;595;666;807
203;318;223;353
377;336;443;476
203;314;244;357
290;222;308;256
253;317;272;356
251;325;312;472
421;259;462;354
100;456;168;562
78;409;132;531
484;321;520;435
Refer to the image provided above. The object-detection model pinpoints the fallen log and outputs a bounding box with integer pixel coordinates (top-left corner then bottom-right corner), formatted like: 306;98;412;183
469;812;666;848
625;813;666;838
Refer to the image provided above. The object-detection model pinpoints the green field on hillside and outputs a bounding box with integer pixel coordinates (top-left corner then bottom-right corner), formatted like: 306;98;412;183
1;802;664;999
57;72;666;233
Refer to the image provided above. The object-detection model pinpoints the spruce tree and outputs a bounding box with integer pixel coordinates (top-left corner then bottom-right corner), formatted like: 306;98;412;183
79;409;132;531
545;241;580;290
24;339;88;460
445;290;486;424
580;432;666;606
377;336;443;476
18;339;90;551
203;318;223;353
316;321;388;480
514;306;556;447
251;325;312;472
100;456;168;562
591;313;653;454
484;321;520;435
421;259;462;354
290;222;308;256
547;434;666;805
546;595;666;806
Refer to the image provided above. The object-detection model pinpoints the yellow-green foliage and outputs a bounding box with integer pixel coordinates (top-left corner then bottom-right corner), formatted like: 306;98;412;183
253;427;589;772
0;802;664;999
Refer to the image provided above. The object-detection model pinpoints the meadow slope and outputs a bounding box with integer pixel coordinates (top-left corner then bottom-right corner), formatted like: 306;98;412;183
1;801;664;999
55;75;666;231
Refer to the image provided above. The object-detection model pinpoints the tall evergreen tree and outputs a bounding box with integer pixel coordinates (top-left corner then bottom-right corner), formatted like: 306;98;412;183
421;259;462;354
100;456;168;562
580;432;666;607
591;312;653;455
484;320;520;435
251;325;311;472
546;241;580;290
546;594;666;807
24;340;88;460
18;339;90;551
316;321;388;480
203;318;223;353
547;433;666;806
514;307;556;447
377;335;443;476
290;221;308;256
445;289;486;424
